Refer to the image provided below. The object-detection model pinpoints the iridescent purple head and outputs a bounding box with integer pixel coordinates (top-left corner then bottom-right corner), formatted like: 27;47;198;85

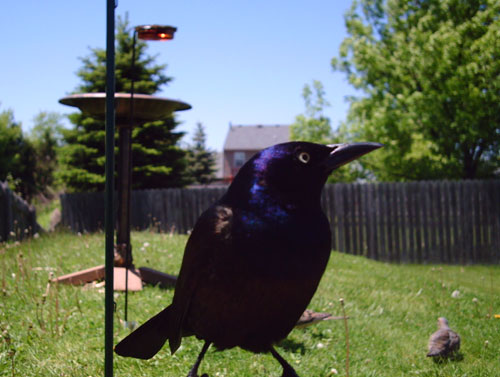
225;141;382;209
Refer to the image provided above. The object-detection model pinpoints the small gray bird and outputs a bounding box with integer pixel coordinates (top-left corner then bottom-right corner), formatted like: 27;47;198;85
295;309;333;328
427;317;460;358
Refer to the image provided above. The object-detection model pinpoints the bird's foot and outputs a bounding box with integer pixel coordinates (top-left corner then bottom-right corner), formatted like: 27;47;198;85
270;346;300;377
281;366;300;377
186;341;211;377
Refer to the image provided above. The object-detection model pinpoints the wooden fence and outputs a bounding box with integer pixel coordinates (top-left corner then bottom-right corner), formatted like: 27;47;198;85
0;181;41;242
60;180;500;264
60;187;227;235
322;180;499;264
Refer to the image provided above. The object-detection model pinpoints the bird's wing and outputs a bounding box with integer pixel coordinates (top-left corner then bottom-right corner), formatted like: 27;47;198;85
168;204;233;353
427;329;451;356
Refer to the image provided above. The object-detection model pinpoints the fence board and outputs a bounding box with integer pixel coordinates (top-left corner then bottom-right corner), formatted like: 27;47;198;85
478;183;487;257
370;183;380;260
471;181;481;262
381;183;390;261
350;184;357;254
391;183;400;262
421;182;430;262
433;182;442;262
488;181;500;262
343;184;351;254
355;184;363;255
413;182;420;262
376;183;385;261
358;184;367;257
428;182;437;262
464;182;474;263
404;183;412;262
398;183;408;262
348;184;357;254
335;184;345;252
390;183;400;262
458;182;466;263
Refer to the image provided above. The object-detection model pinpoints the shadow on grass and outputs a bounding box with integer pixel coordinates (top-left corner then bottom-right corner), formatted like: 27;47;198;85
277;338;306;354
310;329;333;340
431;352;464;364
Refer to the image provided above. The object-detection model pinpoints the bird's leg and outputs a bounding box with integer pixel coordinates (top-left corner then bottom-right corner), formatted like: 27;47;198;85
187;341;211;377
270;346;300;377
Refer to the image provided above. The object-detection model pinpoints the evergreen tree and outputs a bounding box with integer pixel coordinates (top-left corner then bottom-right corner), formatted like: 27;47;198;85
185;123;217;185
59;114;107;191
132;117;189;189
60;15;187;192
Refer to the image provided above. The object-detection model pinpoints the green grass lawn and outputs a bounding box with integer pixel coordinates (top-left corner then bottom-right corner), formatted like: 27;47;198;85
33;198;61;231
1;230;499;376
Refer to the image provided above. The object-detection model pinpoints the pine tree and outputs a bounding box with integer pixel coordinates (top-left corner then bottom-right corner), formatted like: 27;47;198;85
59;15;188;192
185;123;217;185
132;117;189;189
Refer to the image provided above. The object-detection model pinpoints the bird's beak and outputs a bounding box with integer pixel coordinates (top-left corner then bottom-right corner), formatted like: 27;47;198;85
324;142;383;172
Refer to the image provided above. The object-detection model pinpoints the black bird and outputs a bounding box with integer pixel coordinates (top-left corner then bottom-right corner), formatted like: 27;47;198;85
115;141;382;377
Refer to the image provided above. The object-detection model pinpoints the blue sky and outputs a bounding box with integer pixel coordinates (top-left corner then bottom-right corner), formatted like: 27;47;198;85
0;0;356;151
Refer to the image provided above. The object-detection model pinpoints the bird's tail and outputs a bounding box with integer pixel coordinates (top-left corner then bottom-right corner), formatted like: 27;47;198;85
115;306;172;359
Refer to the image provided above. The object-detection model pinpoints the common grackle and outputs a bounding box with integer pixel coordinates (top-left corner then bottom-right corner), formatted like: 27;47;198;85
115;141;382;377
427;317;461;358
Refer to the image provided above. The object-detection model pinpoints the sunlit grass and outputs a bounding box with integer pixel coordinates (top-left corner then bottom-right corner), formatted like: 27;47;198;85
0;230;499;376
33;198;61;231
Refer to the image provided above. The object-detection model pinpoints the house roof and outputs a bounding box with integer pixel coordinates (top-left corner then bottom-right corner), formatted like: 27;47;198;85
223;124;290;151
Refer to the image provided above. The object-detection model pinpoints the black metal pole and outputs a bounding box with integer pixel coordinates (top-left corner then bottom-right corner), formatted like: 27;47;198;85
105;0;116;376
118;124;133;320
122;29;138;322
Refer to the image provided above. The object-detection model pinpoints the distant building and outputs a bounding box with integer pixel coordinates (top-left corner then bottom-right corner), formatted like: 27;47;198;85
222;124;290;181
214;151;224;181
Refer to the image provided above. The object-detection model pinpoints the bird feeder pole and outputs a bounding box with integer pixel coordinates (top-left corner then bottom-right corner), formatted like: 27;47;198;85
104;0;116;376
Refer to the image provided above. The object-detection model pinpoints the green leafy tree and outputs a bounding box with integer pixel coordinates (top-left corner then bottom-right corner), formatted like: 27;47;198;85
290;81;371;182
290;80;333;145
0;106;37;201
332;0;500;180
29;111;64;197
185;123;217;185
60;15;187;192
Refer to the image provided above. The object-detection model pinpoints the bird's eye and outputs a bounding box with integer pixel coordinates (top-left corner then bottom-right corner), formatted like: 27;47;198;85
297;151;310;164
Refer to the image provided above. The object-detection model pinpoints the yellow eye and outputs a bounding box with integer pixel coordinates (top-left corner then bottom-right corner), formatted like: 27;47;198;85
297;151;310;164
